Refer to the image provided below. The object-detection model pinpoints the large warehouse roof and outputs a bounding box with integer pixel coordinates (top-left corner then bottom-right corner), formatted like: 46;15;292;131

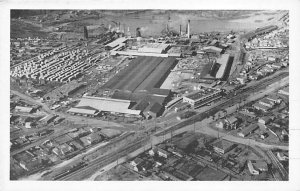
216;54;230;79
67;107;98;115
76;96;141;115
203;46;222;53
105;37;127;48
138;43;170;53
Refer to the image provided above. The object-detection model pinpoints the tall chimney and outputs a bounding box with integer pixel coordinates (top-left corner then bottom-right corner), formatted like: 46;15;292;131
83;26;88;39
186;23;188;34
180;25;181;36
187;20;190;38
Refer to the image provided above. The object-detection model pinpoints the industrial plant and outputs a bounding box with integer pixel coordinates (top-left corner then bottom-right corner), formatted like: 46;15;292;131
9;10;289;182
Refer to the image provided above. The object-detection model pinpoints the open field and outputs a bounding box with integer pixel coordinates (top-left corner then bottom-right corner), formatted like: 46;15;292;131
11;20;49;38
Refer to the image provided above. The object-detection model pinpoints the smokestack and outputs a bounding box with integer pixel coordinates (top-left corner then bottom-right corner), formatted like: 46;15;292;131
136;27;141;37
187;20;190;38
83;26;88;39
186;23;188;34
180;25;181;36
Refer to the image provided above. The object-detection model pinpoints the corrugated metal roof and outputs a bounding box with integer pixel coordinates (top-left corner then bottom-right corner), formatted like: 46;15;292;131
67;107;98;115
216;54;230;79
77;96;140;115
150;88;170;97
203;46;222;53
148;102;163;114
105;37;127;48
15;106;33;112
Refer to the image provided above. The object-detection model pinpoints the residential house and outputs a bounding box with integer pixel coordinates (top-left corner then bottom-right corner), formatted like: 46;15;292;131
15;106;34;113
131;157;144;167
79;133;102;147
157;147;170;158
259;98;275;108
277;152;288;161
258;116;272;125
266;95;282;104
238;124;258;137
212;139;235;155
252;160;268;172
260;132;269;139
253;103;269;112
25;122;32;129
247;160;259;175
278;87;289;96
225;116;238;129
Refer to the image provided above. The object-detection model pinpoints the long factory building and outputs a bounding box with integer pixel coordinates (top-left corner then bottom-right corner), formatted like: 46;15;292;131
182;87;223;109
68;94;166;119
70;55;177;118
209;54;234;80
103;56;178;92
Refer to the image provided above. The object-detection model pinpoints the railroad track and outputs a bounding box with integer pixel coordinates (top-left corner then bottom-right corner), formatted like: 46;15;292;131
156;72;288;136
52;71;288;180
55;137;149;180
266;150;288;180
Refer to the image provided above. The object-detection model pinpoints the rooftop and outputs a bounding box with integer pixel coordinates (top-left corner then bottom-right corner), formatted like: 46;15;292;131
185;88;220;101
216;54;230;79
67;107;98;115
226;116;238;124
77;95;140;115
203;46;222;53
15;106;33;112
253;103;270;111
105;37;127;48
212;139;235;150
138;43;169;53
148;102;163;114
239;124;258;135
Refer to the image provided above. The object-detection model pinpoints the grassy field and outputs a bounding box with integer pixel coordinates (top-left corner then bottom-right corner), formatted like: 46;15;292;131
11;20;49;39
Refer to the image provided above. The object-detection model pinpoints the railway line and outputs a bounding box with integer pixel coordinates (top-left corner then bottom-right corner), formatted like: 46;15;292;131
266;150;288;180
156;71;288;136
54;137;149;180
16;69;288;180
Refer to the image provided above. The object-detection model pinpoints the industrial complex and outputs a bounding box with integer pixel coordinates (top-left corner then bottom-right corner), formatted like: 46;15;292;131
9;10;290;182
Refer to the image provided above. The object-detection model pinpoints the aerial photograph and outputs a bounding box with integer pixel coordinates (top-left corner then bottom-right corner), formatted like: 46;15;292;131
10;10;289;181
